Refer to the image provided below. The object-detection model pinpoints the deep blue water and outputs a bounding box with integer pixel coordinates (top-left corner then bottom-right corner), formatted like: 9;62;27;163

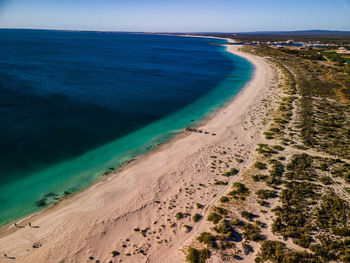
0;29;253;226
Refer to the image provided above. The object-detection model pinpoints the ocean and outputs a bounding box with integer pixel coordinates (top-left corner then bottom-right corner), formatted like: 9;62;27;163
0;29;253;226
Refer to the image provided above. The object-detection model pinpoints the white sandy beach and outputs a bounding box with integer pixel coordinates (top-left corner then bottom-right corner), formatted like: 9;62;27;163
0;42;277;263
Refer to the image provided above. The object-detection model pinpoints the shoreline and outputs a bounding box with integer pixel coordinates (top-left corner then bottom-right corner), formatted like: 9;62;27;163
0;35;235;233
0;38;275;263
0;36;238;235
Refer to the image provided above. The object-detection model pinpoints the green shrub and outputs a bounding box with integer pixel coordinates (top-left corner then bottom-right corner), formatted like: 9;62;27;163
285;153;313;180
319;176;332;185
184;225;193;232
196;203;204;209
197;232;216;248
242;223;264;241
230;219;244;226
212;220;235;240
214;206;228;216
265;175;282;187
272;145;285;151
193;213;202;222
256;144;278;157
255;189;277;199
254;162;267;170
257;200;269;207
223;168;239;177
176;212;184;220
219;196;229;203
332;227;350;237
255;256;262;263
207;212;222;224
229;182;250;199
252;174;268;182
259;240;285;262
111;251;120;257
269;160;284;177
263;132;274;139
186;247;210;263
215;180;228;185
241;211;258;221
259;240;319;262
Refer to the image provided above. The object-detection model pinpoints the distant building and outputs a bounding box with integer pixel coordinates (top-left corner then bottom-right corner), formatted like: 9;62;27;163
286;40;294;44
337;47;350;54
270;45;284;49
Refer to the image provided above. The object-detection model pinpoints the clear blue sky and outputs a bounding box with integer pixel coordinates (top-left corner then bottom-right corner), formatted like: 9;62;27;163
0;0;349;32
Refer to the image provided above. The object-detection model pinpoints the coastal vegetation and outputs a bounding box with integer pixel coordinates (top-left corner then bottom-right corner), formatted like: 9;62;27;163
244;43;350;262
185;37;349;262
186;247;210;263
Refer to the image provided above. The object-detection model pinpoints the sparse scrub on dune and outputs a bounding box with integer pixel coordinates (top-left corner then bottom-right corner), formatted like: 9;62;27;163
176;212;184;220
241;211;258;222
219;196;229;203
111;251;120;257
255;189;277;199
252;174;268;182
257;200;269;207
213;206;228;216
256;144;278;157
242;223;264;241
196;203;204;209
182;44;350;263
257;240;318;262
197;232;217;248
193;213;202;222
184;225;193;232
222;168;239;177
254;161;267;170
186;247;210;263
229;182;250;200
214;180;228;185
207;212;222;224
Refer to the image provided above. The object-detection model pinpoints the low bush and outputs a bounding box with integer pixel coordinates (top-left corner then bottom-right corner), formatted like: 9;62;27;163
319;176;332;185
252;174;268;182
255;189;277;199
241;211;258;221
111;251;120;257
243;223;264;241
193;213;202;222
259;240;319;262
332;227;350;236
223;168;239;177
176;212;184;220
229;182;250;199
186;247;210;263
214;206;228;216
196;203;204;209
254;162;267;170
197;232;216;248
219;196;229;203
207;212;222;224
214;180;228;185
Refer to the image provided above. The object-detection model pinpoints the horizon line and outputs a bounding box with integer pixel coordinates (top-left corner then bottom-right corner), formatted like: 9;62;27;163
1;27;350;34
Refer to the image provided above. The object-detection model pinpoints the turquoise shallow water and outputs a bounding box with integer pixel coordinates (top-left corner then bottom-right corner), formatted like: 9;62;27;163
0;30;253;226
